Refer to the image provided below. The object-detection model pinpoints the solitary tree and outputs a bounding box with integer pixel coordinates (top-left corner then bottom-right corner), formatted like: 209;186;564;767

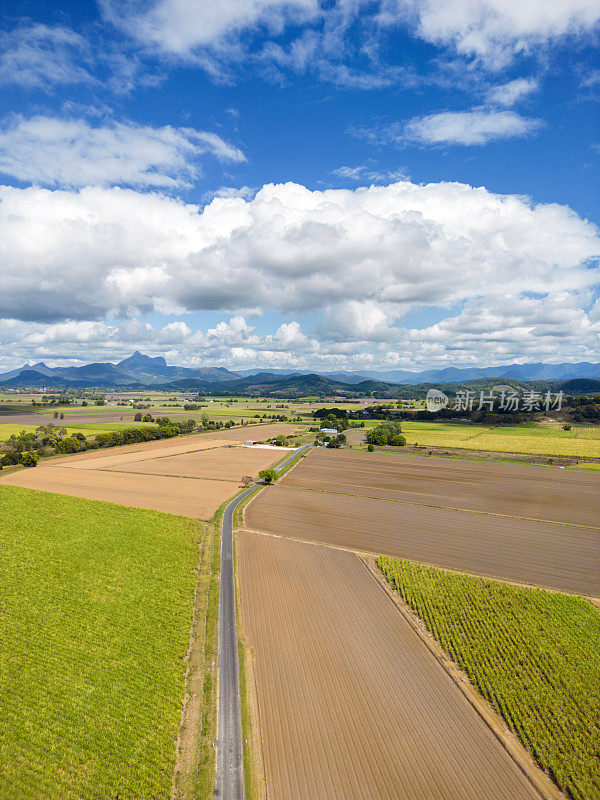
258;468;278;485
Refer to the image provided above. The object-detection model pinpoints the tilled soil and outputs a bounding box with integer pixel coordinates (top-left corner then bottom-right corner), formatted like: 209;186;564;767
104;446;283;481
237;531;543;800
1;466;239;518
285;449;600;528
0;424;296;518
245;483;600;595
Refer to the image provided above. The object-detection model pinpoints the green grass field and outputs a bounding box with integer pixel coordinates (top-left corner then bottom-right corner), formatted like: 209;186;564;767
377;556;600;800
402;420;600;458
0;486;202;800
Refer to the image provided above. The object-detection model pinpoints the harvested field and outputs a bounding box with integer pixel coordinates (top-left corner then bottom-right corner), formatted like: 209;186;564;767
1;466;238;518
104;445;283;480
56;438;233;470
237;531;542;800
285;449;600;528
0;424;296;517
245;485;600;595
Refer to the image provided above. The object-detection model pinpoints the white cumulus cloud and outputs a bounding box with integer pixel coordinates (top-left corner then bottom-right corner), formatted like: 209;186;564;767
0;180;598;369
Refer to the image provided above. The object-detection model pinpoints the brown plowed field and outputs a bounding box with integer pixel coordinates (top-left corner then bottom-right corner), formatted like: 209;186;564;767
238;531;542;800
0;424;295;517
56;438;232;470
285;449;600;528
49;423;297;465
245;485;600;595
104;446;283;480
1;467;238;518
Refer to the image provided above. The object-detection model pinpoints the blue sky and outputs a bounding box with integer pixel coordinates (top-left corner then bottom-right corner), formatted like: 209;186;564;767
0;0;599;372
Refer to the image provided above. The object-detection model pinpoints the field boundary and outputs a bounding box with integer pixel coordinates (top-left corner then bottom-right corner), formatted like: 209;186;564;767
239;526;598;601
362;556;568;800
95;468;244;483
172;520;213;799
282;483;600;532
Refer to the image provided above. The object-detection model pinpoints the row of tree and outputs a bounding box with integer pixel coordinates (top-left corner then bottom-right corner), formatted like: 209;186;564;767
0;416;238;469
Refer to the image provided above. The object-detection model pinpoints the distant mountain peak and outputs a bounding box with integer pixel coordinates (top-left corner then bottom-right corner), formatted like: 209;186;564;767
118;351;168;369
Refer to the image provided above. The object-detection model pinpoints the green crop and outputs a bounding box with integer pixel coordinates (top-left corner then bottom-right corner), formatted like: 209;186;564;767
0;486;201;800
377;556;600;800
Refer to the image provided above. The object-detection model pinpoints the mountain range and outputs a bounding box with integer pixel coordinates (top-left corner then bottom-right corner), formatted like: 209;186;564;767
237;362;600;384
1;352;599;390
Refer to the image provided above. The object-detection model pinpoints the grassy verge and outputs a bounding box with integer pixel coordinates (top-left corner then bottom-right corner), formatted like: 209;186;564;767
377;556;600;800
0;486;201;800
191;507;222;799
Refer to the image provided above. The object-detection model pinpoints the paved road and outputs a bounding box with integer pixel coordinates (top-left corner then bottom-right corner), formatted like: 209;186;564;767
215;445;311;799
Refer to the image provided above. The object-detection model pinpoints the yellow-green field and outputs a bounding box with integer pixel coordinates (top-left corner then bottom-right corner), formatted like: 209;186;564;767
0;421;152;442
0;486;201;800
402;421;600;459
378;557;600;800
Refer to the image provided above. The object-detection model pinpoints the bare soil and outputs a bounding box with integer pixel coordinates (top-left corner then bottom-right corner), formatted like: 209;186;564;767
237;531;543;800
105;446;283;481
1;466;238;518
0;424;296;518
245;486;600;596
285;449;600;528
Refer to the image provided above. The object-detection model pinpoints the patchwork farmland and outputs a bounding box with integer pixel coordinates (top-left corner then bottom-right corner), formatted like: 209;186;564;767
0;423;296;517
239;446;599;800
2;425;598;799
377;557;600;800
245;449;600;595
237;532;543;800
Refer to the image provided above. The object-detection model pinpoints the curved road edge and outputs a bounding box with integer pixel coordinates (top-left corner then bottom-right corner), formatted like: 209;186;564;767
216;444;312;799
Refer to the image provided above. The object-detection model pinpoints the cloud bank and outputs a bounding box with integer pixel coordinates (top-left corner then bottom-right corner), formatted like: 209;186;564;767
0;179;597;369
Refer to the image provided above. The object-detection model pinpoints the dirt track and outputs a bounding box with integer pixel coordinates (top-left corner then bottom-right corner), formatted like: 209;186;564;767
0;424;295;518
238;531;542;800
284;449;600;528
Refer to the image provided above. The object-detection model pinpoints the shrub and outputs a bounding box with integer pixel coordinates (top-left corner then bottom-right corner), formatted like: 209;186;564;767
0;451;22;467
21;451;39;467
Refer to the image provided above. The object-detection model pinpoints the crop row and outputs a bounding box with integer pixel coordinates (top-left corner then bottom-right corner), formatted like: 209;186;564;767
377;556;600;800
0;487;201;799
